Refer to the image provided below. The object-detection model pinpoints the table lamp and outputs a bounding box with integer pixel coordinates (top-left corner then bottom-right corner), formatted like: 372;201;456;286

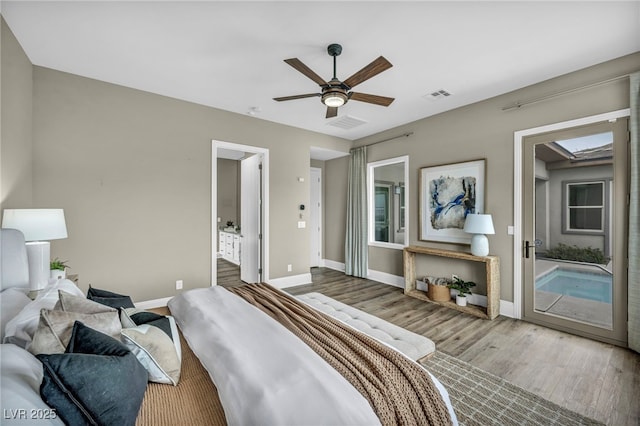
463;213;495;256
2;209;68;291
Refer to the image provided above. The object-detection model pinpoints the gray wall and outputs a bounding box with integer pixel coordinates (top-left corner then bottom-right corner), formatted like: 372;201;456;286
217;158;239;229
1;18;33;210
325;52;639;302
547;164;612;253
3;15;637;305
325;156;349;265
22;65;349;301
0;16;350;301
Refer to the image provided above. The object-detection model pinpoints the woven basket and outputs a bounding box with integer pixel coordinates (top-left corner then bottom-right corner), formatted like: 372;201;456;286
427;283;451;302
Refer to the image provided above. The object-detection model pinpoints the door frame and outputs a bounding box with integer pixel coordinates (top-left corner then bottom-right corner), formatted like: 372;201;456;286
211;140;269;286
309;167;322;268
512;109;629;319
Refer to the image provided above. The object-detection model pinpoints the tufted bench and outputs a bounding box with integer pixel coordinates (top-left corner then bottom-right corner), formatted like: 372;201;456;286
297;292;435;361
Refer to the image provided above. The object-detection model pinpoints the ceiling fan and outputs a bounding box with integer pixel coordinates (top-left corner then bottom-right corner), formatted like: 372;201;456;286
273;43;394;118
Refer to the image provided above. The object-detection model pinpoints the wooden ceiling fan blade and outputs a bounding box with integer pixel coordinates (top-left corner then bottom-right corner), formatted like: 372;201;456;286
284;58;328;87
273;93;321;102
349;92;395;106
343;56;392;89
326;106;338;118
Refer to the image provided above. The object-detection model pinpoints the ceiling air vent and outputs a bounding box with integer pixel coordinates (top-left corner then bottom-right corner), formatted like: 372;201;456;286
423;89;452;101
327;115;368;130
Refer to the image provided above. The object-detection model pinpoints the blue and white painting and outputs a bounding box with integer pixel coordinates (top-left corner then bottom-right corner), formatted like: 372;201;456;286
420;159;485;244
429;176;476;229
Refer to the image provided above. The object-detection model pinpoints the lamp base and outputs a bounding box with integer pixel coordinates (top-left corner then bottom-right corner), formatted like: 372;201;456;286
25;241;50;292
470;234;489;256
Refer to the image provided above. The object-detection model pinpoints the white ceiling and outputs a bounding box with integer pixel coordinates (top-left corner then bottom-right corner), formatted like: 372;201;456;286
2;1;639;141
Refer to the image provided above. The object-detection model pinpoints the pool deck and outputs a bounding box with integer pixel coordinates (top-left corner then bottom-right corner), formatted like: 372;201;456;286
534;259;612;329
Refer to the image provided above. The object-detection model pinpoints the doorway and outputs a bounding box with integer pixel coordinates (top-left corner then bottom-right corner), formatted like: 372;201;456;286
520;118;628;346
211;141;269;286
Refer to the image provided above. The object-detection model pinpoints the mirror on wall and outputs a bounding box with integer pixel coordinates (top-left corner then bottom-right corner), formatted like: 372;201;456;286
368;156;409;249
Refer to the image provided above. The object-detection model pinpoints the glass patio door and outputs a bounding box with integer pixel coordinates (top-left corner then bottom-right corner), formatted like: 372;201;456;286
522;119;628;346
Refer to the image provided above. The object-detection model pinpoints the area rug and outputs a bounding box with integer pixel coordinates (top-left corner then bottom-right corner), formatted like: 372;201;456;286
421;351;604;426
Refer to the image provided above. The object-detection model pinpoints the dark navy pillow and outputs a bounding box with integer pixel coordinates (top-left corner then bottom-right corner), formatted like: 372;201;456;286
87;286;135;309
37;321;147;426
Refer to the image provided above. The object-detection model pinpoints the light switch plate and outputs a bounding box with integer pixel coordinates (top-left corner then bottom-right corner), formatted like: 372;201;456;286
297;221;306;228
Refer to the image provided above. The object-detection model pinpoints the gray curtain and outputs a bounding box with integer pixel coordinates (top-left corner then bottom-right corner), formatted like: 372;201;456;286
345;146;368;277
629;71;640;352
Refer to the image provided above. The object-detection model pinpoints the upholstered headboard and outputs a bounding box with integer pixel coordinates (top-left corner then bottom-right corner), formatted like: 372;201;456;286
1;228;30;291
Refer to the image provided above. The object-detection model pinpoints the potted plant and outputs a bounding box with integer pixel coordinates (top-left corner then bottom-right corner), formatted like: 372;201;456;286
50;258;70;280
448;276;476;307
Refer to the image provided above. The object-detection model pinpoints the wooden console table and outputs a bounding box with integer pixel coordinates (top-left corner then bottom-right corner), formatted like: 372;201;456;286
403;246;500;319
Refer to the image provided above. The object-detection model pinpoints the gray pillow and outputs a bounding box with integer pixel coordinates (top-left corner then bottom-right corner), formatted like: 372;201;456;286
29;309;121;355
1;343;65;425
54;290;117;314
120;308;182;385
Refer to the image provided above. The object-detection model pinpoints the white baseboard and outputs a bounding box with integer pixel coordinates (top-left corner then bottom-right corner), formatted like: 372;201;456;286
323;259;346;272
468;293;487;308
309;259;326;268
499;300;515;318
323;260;403;288
135;296;172;310
366;269;404;289
322;259;516;318
267;273;313;289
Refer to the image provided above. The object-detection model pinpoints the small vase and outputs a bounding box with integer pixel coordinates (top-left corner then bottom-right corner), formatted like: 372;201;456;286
50;269;66;280
456;295;467;307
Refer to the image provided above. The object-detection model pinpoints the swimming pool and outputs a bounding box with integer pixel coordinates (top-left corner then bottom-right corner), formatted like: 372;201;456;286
536;268;612;304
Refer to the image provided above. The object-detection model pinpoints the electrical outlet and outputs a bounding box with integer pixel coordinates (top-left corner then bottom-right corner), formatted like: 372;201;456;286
287;264;292;272
451;274;459;282
176;280;183;290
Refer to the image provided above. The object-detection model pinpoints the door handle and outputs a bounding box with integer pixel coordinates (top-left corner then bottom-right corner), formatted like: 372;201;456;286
524;241;534;258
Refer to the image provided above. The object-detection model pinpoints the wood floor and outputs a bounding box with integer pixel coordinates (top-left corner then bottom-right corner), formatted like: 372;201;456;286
217;259;639;426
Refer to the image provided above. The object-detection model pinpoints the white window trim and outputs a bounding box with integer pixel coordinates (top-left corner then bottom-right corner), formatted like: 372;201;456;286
367;155;409;250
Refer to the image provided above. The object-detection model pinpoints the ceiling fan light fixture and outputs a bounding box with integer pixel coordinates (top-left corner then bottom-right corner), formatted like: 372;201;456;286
322;91;347;107
276;44;393;118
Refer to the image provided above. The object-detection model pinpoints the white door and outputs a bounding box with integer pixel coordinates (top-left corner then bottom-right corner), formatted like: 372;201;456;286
241;154;261;283
310;167;322;267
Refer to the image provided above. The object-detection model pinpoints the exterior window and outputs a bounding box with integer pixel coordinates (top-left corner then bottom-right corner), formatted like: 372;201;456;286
398;184;405;230
566;181;604;231
374;185;391;242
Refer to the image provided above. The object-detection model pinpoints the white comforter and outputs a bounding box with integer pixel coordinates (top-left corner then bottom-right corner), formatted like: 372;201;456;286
169;286;457;426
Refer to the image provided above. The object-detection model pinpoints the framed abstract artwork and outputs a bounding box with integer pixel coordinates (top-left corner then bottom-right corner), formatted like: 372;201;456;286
419;159;485;244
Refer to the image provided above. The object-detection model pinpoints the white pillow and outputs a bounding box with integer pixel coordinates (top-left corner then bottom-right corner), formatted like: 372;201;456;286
0;288;31;341
3;280;84;348
0;343;64;425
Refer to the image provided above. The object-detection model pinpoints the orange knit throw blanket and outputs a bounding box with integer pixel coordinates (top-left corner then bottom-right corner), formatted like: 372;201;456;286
228;284;453;426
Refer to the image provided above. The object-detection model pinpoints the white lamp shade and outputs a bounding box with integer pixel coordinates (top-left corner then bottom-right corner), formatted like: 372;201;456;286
2;209;68;241
463;213;495;235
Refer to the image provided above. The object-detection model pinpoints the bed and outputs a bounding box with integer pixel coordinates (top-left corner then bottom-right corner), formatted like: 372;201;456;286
1;228;457;425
